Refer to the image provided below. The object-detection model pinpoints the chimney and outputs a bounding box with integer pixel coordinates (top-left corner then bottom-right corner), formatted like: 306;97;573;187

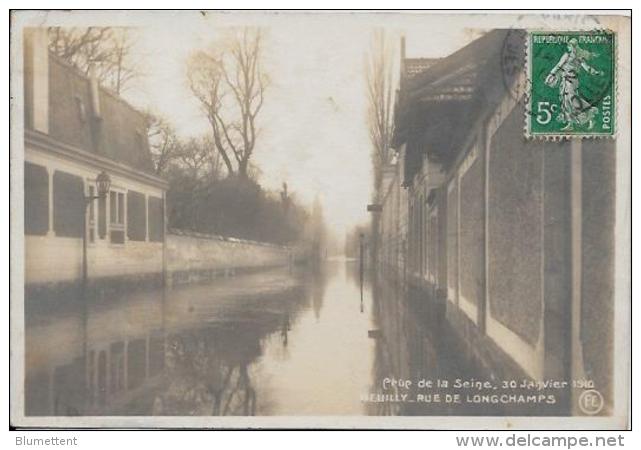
88;64;102;119
400;35;406;88
24;28;49;134
87;64;104;155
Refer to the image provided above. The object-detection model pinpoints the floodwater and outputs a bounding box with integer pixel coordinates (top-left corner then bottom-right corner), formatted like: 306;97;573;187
24;260;494;417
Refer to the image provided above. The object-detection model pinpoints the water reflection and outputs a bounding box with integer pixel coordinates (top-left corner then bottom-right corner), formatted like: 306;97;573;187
368;273;501;416
25;260;495;417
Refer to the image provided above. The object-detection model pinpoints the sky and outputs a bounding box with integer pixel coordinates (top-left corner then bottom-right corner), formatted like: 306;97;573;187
31;11;499;236
22;10;610;237
111;12;491;237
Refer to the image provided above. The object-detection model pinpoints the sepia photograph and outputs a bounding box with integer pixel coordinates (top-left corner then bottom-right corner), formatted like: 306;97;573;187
9;10;631;430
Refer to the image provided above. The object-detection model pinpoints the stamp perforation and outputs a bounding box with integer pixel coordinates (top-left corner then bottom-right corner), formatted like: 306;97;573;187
524;28;618;140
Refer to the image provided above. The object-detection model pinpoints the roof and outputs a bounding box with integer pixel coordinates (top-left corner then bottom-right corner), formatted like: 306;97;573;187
404;58;442;80
393;29;526;182
25;52;156;176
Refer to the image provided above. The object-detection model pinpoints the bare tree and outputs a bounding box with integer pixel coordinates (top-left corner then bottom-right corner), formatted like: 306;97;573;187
107;29;139;94
49;27;140;94
188;28;268;179
144;111;180;176
365;30;395;200
200;135;224;180
365;30;396;267
176;137;211;180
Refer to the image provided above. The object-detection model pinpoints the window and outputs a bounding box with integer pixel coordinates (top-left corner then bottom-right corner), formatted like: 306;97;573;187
127;190;146;241
97;351;107;406
88;186;95;243
109;191;125;224
110;342;125;394
447;178;458;302
127;339;146;390
109;191;125;244
24;162;49;235
53;170;84;238
135;130;144;152
87;350;95;405
98;193;107;239
118;193;124;224
110;229;125;244
74;95;86;122
147;196;164;242
149;334;165;376
109;192;117;223
429;207;439;282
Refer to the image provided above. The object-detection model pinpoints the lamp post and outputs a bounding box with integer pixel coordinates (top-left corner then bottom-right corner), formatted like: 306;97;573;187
82;170;111;293
80;170;110;406
359;232;365;305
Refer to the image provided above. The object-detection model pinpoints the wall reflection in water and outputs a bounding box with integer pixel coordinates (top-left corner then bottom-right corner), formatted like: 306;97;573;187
25;268;312;416
25;261;495;417
367;271;501;416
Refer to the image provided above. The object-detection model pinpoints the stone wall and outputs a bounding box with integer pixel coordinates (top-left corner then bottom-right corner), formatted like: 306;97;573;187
166;229;293;286
487;104;544;346
459;143;484;319
26;223;293;303
580;139;616;406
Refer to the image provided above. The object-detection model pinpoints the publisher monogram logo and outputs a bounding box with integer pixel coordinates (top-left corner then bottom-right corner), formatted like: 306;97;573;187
578;389;604;415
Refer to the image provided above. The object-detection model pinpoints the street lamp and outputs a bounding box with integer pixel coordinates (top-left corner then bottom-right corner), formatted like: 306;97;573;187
95;170;112;198
82;170;111;292
80;170;110;402
359;233;365;306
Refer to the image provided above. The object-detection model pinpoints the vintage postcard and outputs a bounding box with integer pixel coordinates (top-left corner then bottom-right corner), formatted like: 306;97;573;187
9;10;631;429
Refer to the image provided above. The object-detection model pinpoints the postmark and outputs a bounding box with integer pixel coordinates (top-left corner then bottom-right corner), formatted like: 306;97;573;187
500;29;527;101
526;30;616;138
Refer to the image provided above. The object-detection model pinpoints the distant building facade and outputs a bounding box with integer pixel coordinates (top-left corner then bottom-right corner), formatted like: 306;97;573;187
378;31;616;414
23;29;168;293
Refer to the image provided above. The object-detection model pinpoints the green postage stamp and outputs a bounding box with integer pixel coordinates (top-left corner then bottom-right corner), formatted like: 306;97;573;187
527;30;616;138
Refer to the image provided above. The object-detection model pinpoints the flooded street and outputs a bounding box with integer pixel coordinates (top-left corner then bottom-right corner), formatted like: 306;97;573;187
25;260;490;417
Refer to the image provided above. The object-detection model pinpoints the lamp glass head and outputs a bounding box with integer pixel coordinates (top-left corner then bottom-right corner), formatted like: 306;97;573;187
95;171;111;198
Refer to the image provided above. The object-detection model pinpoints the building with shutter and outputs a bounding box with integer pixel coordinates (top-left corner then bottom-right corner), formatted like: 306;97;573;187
23;29;168;296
